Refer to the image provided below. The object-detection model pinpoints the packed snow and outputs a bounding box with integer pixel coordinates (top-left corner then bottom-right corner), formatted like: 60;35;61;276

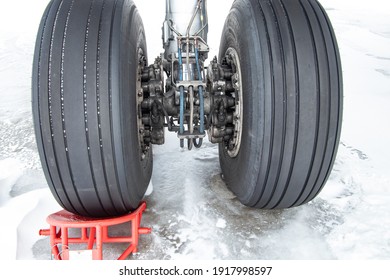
0;0;389;261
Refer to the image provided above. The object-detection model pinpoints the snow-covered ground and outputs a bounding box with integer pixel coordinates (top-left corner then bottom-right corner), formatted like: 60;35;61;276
0;0;389;261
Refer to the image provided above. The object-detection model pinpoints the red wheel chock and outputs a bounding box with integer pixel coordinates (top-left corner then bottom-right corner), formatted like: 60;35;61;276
39;201;151;260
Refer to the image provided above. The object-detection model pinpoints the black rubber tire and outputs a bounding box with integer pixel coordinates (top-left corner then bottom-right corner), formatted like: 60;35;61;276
32;0;152;217
219;0;342;208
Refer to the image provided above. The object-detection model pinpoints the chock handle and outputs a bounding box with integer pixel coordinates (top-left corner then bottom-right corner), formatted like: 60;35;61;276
138;227;152;234
39;229;50;236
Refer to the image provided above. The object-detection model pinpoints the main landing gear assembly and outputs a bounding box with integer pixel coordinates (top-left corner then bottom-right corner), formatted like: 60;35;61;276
32;0;342;218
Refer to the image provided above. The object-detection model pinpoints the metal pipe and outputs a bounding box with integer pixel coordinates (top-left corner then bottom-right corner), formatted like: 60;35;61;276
188;85;194;150
163;0;207;59
177;39;183;81
178;40;185;135
179;86;185;135
194;0;208;36
168;20;182;36
186;37;190;81
195;44;202;79
195;44;204;134
199;86;204;133
194;24;207;37
186;0;201;37
189;86;194;135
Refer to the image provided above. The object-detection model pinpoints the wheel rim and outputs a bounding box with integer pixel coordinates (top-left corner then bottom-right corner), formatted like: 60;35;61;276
225;47;243;158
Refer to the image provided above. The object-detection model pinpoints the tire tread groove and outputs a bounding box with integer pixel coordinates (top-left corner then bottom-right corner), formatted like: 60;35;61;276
289;0;321;207
83;0;109;215
273;0;300;208
252;0;275;207
96;0;121;214
107;0;127;209
48;0;79;213
60;0;91;215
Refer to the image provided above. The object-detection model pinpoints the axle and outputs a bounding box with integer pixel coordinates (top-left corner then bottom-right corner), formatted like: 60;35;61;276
138;54;240;151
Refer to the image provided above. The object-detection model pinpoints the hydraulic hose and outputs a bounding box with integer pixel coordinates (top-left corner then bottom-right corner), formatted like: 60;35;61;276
195;46;204;134
178;43;185;135
179;86;185;135
178;43;183;81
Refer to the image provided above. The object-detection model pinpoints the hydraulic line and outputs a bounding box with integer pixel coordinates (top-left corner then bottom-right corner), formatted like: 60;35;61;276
195;45;204;134
195;44;202;80
179;85;185;149
194;0;208;37
198;86;204;133
186;0;202;37
186;36;194;151
189;86;194;135
175;2;206;148
178;41;183;81
188;86;194;150
178;42;185;136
